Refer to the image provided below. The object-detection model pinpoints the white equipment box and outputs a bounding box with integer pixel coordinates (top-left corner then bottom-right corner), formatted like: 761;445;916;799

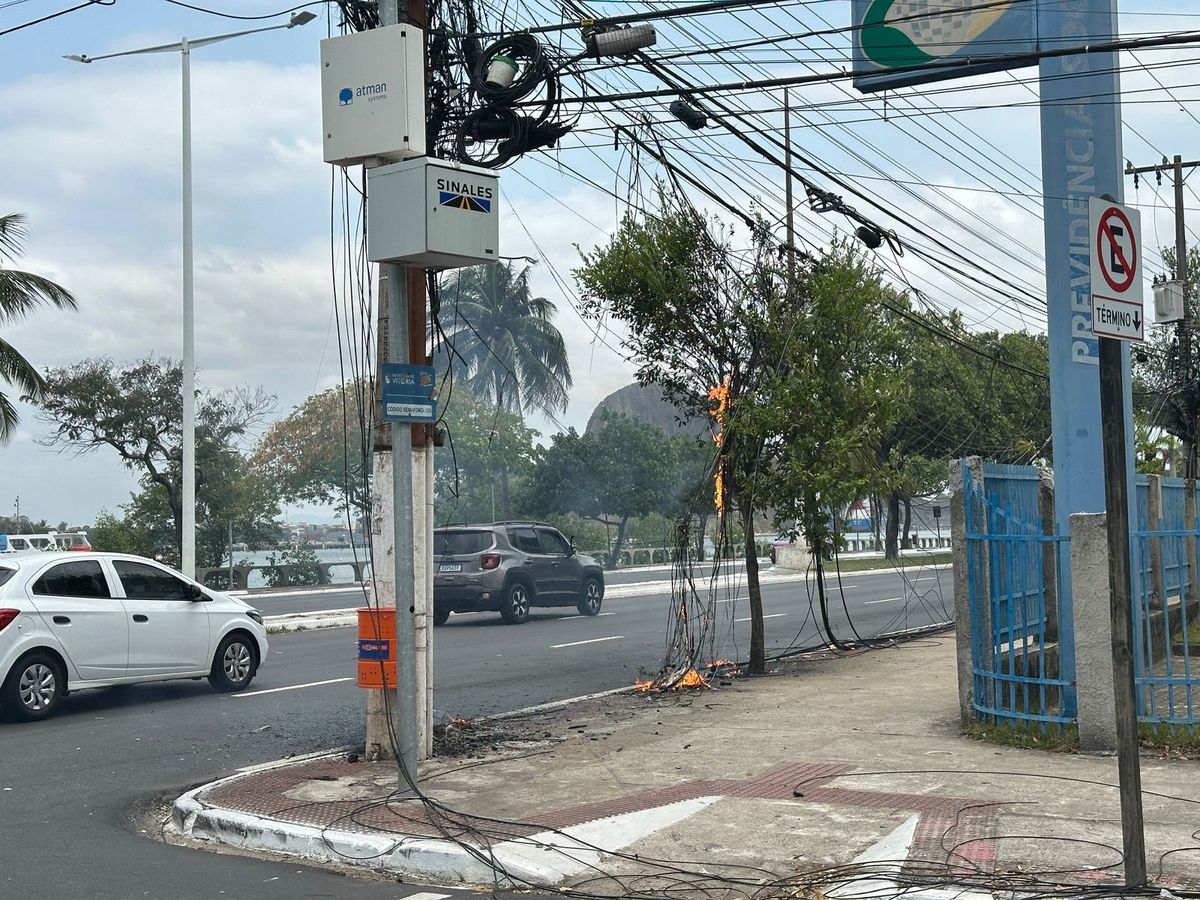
320;24;425;166
368;158;499;269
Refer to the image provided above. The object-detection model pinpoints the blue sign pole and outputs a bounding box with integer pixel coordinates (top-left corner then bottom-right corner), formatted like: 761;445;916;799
1039;0;1135;715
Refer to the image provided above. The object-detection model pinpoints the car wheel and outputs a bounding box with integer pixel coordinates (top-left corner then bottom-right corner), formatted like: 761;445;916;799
500;582;531;624
433;607;450;626
208;633;257;693
2;652;65;722
576;577;604;616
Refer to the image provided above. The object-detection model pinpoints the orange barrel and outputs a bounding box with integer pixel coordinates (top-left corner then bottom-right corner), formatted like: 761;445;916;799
357;608;397;689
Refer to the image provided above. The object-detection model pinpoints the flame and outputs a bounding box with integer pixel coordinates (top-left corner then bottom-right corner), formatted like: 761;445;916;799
634;678;655;692
673;668;710;690
708;658;738;669
447;714;473;728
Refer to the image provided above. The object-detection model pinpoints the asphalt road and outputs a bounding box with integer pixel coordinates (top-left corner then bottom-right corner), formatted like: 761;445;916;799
0;563;951;899
244;560;756;617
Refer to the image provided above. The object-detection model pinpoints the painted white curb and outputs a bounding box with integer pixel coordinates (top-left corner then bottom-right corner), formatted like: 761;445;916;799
171;762;718;889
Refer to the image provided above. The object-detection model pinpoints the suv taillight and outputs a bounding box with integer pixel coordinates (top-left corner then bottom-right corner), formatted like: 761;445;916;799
0;609;19;632
481;553;501;570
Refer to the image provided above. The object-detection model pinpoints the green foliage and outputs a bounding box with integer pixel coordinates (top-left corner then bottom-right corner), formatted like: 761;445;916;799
1134;243;1200;446
37;357;280;567
874;306;1050;556
436;262;572;416
1135;419;1183;475
88;509;154;557
520;412;706;566
0;213;77;441
253;379;369;517
434;392;539;524
257;543;326;588
739;242;907;555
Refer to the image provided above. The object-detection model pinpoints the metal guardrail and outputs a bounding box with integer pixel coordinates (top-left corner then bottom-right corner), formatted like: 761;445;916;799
195;560;371;591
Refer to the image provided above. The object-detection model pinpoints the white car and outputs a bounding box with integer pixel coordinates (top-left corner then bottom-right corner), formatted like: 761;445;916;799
0;552;268;721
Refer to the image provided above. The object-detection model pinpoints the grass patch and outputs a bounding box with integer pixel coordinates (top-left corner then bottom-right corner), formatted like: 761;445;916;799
1172;616;1200;647
968;719;1200;756
964;720;1080;753
1138;722;1200;755
832;552;952;573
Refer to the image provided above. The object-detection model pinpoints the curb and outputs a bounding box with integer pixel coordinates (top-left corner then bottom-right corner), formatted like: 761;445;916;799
170;777;545;887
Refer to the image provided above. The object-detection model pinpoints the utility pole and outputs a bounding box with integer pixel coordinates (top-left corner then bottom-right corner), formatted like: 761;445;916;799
1126;155;1200;614
783;88;795;280
364;0;433;772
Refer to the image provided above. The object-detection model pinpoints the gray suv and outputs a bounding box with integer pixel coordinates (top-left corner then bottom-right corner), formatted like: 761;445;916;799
433;522;605;625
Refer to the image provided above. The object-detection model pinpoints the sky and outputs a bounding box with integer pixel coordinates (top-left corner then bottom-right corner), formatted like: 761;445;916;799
1;0;1198;527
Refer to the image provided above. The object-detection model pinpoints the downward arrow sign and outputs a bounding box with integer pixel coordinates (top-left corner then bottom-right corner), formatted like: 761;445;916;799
1133;311;1142;331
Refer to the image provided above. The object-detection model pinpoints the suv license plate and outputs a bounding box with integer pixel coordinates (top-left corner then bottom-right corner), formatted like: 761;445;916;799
438;563;462;573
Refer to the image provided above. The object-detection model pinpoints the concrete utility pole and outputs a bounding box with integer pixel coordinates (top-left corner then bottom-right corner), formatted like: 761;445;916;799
364;0;434;771
783;89;795;280
1126;155;1200;616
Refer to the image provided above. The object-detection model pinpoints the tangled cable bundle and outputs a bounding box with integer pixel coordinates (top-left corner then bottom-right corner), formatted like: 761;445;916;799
451;30;581;167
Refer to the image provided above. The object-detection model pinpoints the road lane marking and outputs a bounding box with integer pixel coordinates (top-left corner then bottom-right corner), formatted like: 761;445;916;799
551;635;625;649
735;613;786;622
405;894;452;900
233;677;354;698
865;597;901;605
557;612;616;621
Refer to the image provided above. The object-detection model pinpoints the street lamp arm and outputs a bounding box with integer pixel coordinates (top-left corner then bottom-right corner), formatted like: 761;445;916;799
63;12;314;63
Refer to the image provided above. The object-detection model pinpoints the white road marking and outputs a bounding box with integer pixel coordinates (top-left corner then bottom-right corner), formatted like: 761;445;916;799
735;613;786;622
232;677;354;698
404;893;453;900
557;612;616;621
550;635;625;649
865;597;902;605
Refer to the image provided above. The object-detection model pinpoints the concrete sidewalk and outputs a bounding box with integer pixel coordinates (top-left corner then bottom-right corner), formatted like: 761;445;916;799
169;634;1200;896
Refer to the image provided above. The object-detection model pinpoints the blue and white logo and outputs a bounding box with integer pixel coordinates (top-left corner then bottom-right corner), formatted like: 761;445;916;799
338;87;354;106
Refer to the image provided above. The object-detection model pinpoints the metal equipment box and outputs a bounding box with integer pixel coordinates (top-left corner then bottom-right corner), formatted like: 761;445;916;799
320;24;426;166
367;158;499;269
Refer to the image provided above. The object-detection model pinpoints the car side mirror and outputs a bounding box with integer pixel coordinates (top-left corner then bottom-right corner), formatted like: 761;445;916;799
185;583;206;601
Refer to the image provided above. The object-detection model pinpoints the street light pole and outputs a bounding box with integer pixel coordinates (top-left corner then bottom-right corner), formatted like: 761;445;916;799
181;36;196;577
66;12;316;577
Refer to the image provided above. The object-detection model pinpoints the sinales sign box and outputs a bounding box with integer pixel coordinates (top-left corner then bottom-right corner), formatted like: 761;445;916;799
367;158;499;269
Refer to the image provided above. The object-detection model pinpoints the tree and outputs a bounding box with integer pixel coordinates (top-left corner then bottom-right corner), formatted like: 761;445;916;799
873;308;1050;557
436;262;573;519
253;379;370;521
36;357;278;567
436;262;572;415
434;393;539;524
521;412;700;567
0;213;77;442
577;192;900;673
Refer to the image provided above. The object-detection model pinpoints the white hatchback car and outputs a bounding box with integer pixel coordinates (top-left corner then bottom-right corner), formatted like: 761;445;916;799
0;552;268;721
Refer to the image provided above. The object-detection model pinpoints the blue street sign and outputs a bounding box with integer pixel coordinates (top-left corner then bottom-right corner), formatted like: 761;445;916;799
381;363;437;423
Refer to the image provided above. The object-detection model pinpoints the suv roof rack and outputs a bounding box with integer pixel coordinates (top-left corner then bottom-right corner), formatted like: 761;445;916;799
488;520;555;528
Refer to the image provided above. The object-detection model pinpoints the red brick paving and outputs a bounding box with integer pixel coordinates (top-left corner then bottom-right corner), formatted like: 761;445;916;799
201;753;1004;871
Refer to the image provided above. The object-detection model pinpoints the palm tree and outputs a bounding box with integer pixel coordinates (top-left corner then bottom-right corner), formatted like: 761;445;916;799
0;214;76;442
435;262;572;519
436;262;572;416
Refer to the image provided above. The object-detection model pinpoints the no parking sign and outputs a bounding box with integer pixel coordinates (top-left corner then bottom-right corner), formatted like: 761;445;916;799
1089;197;1145;342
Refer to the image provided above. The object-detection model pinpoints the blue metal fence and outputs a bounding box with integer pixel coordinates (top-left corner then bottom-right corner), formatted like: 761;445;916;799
963;461;1200;731
963;462;1075;727
1131;476;1200;728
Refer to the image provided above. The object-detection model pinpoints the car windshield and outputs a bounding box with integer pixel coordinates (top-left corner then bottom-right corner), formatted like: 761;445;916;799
434;530;493;556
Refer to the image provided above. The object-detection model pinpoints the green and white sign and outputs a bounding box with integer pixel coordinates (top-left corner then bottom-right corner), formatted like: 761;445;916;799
852;0;1037;92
